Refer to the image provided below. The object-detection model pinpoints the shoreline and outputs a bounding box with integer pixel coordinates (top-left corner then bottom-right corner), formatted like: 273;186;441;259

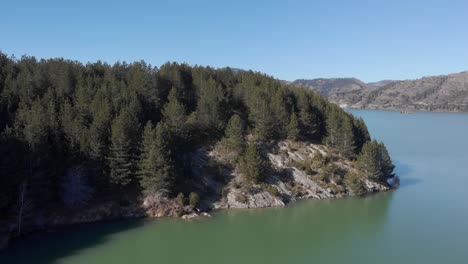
343;106;468;114
1;140;398;251
0;182;396;251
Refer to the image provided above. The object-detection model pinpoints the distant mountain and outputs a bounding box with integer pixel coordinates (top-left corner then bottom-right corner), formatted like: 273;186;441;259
293;72;468;112
366;80;396;89
292;78;369;96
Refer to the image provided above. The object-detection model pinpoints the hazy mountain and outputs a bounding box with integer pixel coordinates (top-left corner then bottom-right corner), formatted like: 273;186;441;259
293;71;468;112
366;80;396;89
292;78;369;96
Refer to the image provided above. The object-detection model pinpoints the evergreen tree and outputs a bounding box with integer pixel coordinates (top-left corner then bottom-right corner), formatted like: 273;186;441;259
271;89;290;138
357;140;395;182
88;101;112;158
224;114;245;152
297;91;320;140
139;121;155;161
240;142;266;183
338;116;356;158
325;108;357;158
324;107;341;147
163;87;187;135
357;141;382;181
287;111;300;141
353;117;371;152
248;94;275;141
0;53;385;224
139;122;175;195
196;77;227;133
378;142;395;180
107;109;139;187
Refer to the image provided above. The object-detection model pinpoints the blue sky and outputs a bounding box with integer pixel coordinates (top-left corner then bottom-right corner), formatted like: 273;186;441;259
2;0;468;82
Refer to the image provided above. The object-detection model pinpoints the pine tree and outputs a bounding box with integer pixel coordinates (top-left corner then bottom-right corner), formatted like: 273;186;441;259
271;89;290;138
287;111;300;141
108;109;138;187
338;116;356;158
139;122;175;195
240;142;265;183
357;141;383;181
196;77;226;132
297;91;320;140
139;121;155;161
324;108;340;147
357;140;395;183
163;87;187;135
224;114;245;152
249;95;275;141
88;101;112;159
378;142;395;181
353;117;371;152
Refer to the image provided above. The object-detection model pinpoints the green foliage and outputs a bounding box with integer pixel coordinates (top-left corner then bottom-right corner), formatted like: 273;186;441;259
287;111;300;141
163;88;187;135
176;192;186;205
317;163;339;182
297;91;322;140
0;52;379;222
196;77;227;132
324;107;356;158
223;114;245;152
352;117;370;152
262;183;280;197
291;159;314;175
108;108;139;187
357;140;395;182
344;171;366;195
189;192;200;208
247;92;276;141
239;142;266;183
270;89;290;138
311;152;330;169
138;122;175;195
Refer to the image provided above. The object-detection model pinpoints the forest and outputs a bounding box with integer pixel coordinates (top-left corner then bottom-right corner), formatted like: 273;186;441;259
0;52;394;234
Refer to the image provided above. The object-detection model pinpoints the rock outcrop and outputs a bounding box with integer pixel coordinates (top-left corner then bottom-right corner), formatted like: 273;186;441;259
0;140;392;250
209;140;390;210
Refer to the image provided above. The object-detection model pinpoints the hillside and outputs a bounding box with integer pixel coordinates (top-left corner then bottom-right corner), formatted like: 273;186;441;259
0;52;395;248
292;78;370;96
294;71;468;112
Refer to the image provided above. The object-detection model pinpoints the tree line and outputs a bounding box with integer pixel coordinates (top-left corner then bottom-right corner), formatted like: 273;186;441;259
0;52;394;230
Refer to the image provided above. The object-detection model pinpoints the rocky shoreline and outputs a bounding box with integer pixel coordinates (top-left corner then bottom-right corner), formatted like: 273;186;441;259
0;140;397;250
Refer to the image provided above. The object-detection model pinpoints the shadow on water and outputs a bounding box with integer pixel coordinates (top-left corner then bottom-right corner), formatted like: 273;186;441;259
0;219;146;264
393;159;421;188
0;192;396;264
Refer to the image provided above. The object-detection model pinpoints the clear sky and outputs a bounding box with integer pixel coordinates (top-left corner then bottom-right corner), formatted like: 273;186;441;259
2;0;468;82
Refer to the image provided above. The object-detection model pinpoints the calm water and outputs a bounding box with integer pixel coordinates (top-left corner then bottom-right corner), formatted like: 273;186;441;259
2;110;468;264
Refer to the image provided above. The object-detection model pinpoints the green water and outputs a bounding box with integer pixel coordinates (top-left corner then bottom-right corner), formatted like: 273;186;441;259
2;110;468;264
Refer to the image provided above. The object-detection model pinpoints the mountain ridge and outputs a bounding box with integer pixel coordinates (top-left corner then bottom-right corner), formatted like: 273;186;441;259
292;71;468;112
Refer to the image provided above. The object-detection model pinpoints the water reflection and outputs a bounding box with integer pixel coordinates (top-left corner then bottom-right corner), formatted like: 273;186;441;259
0;220;145;264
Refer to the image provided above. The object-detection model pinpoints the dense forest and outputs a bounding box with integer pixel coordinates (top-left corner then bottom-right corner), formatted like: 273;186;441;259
0;52;394;235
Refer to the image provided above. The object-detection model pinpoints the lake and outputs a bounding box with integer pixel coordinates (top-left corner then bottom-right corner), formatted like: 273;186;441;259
1;110;468;264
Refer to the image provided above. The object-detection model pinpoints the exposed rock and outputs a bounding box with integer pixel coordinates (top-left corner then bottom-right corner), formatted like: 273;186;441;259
210;140;392;210
201;212;212;217
181;213;199;220
2;140;394;249
363;179;390;193
142;194;184;218
221;189;285;209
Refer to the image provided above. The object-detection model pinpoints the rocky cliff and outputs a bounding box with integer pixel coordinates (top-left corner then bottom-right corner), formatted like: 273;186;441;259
1;140;394;250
